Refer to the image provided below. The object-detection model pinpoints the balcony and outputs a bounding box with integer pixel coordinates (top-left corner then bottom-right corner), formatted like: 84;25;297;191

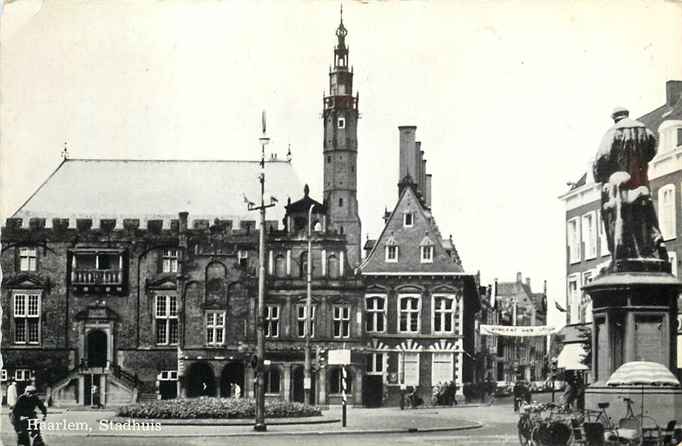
72;269;122;285
69;249;127;295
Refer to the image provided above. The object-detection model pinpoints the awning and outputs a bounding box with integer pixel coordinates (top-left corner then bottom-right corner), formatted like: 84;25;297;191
557;343;589;370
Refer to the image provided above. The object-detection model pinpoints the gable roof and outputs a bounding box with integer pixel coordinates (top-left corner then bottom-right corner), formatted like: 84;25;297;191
12;159;303;225
359;184;465;274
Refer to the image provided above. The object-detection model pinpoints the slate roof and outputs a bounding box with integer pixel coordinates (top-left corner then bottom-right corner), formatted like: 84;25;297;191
12;159;303;225
360;184;465;274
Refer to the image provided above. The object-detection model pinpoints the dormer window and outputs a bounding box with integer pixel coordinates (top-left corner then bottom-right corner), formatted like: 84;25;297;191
421;246;434;263
404;212;414;227
18;247;37;272
162;249;178;273
420;236;434;263
385;237;399;263
338;117;346;129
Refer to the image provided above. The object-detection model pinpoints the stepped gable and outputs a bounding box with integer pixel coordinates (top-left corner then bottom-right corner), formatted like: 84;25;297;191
360;183;464;274
12;158;302;224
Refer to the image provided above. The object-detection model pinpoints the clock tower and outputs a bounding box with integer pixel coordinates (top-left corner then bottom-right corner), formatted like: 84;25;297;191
323;8;362;267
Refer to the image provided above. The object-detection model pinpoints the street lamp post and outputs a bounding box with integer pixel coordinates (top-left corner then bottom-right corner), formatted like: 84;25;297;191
246;111;275;432
304;203;316;406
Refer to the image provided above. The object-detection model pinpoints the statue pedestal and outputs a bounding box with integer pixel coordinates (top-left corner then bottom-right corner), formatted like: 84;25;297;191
583;270;681;418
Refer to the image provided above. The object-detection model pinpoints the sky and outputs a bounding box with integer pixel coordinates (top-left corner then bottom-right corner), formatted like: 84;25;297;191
2;0;682;329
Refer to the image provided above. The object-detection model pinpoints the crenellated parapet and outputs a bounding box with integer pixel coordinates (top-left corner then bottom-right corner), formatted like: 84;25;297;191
2;216;283;243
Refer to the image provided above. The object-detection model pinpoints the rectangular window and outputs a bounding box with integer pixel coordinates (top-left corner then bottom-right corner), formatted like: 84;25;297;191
297;304;316;338
399;352;419;386
365;296;386;333
598;211;609;257
431;352;454;385
333;305;351;338
385;245;398;262
582;212;597;260
404;213;413;227
159;370;178;381
433;296;455;334
0;370;7;382
337;117;346;129
162;249;178;273
206;311;226;345
19;248;37;272
399;295;420;333
421;246;434;263
265;305;279;338
568;217;581;263
568;275;579;324
155;295;178;345
366;353;384;374
14;293;40;344
14;369;32;382
238;250;248;268
659;185;676;240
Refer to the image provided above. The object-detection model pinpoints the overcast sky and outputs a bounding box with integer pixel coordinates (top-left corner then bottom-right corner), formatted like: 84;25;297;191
2;0;682;328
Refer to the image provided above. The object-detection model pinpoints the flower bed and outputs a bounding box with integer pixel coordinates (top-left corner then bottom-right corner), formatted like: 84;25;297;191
117;397;322;419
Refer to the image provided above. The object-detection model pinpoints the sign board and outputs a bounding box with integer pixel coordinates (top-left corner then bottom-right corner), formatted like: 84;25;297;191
479;324;556;337
328;349;351;365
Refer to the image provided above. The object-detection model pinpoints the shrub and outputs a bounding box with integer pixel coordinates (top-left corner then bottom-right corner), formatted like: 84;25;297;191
117;397;322;419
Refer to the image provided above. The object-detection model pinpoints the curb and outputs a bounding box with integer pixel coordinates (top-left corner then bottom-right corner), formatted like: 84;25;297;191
86;421;483;438
102;416;341;426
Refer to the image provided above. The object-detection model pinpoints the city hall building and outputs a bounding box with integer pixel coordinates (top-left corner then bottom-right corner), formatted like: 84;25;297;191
0;14;479;408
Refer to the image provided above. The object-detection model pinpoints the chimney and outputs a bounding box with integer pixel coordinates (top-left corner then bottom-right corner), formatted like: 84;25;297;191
425;174;432;208
421;156;427;197
666;80;682;106
416;142;423;194
525;277;531;290
516;272;522;283
398;126;417;185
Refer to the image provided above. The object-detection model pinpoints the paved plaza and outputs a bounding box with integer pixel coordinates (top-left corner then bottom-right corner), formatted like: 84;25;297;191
0;394;557;445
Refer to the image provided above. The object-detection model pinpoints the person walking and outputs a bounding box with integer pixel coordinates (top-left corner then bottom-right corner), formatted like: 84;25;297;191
7;379;18;409
487;378;497;406
12;385;47;446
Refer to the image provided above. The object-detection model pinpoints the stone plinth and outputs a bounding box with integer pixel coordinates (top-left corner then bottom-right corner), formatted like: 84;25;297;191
583;270;681;420
584;271;679;383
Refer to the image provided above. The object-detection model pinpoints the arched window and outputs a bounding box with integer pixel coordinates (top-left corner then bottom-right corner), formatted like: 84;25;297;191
658;184;676;240
329;368;352;394
328;255;339;279
265;368;280;394
313;221;322;232
275;255;286;278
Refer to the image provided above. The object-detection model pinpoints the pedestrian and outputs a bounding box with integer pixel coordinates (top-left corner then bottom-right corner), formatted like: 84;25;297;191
451;381;458;406
12;385;47;446
7;379;18;409
432;382;441;405
234;383;241;399
229;382;235;398
487;379;497;406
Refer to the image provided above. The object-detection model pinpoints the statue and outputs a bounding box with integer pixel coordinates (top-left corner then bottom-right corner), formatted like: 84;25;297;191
593;107;668;269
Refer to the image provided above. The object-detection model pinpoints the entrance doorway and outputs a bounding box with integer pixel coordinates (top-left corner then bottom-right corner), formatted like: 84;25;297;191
83;374;102;406
292;366;316;403
362;375;383;407
185;362;216;397
87;330;108;368
220;363;244;397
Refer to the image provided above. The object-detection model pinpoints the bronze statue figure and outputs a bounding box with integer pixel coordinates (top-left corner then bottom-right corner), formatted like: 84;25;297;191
593;107;668;269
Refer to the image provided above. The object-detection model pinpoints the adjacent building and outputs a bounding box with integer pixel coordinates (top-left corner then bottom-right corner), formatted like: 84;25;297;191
493;273;548;383
359;126;480;407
